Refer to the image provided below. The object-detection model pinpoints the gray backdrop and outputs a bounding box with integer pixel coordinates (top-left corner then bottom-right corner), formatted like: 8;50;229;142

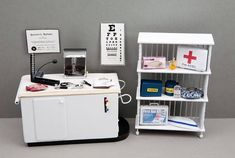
0;0;234;118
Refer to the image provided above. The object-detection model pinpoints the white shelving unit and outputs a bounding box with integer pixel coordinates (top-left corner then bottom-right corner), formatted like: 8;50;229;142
135;32;214;138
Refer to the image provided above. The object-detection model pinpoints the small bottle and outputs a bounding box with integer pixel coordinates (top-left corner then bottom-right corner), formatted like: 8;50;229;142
169;58;177;70
174;85;181;98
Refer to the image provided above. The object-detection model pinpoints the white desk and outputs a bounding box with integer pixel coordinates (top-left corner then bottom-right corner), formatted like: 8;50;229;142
15;73;121;144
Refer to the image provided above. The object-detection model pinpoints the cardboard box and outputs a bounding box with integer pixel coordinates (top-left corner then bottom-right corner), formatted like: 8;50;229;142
142;57;166;69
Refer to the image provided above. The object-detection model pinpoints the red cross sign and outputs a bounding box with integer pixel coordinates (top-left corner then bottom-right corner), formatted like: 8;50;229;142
177;46;208;71
184;51;197;64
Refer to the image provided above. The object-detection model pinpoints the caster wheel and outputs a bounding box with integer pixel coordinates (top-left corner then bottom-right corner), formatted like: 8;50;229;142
199;132;204;138
136;130;140;136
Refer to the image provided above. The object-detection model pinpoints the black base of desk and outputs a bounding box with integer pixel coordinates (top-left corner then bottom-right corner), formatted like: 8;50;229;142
27;117;129;147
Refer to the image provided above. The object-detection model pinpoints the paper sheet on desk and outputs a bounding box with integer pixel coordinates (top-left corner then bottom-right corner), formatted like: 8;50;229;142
93;79;115;88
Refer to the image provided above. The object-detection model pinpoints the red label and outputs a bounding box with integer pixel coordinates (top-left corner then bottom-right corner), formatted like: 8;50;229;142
184;51;197;64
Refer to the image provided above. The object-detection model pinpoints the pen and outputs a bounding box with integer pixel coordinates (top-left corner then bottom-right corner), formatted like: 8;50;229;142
84;80;92;86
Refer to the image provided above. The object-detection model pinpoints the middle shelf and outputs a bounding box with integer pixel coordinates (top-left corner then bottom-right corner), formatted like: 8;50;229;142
136;87;208;102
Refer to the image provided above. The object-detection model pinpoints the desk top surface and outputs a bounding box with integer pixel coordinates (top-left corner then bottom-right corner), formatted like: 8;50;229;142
16;73;121;99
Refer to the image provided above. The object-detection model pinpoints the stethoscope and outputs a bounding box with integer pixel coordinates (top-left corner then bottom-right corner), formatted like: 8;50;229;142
55;81;88;89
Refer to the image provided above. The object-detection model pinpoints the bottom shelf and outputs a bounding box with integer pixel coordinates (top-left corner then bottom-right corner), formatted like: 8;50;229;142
135;115;205;132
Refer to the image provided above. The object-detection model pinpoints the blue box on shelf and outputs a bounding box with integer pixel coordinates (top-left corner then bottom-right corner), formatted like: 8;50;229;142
140;79;163;97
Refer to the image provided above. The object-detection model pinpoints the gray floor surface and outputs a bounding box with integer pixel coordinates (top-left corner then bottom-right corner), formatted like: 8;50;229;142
0;118;234;158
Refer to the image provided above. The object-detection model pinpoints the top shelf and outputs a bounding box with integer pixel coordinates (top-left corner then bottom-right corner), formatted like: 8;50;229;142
138;32;215;45
137;60;211;75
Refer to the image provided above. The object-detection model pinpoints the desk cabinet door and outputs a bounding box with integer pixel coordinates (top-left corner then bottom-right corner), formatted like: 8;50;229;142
33;97;67;141
66;94;118;139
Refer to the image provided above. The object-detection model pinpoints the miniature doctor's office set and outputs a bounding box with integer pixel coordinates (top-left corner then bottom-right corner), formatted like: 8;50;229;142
15;24;214;146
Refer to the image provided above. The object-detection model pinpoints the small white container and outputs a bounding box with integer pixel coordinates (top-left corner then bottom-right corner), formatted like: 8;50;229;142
174;85;181;98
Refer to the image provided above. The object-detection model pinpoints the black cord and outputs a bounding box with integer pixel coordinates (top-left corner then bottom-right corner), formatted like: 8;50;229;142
35;59;57;77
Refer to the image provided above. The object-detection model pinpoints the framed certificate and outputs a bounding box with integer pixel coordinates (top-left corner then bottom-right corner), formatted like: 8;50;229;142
26;29;60;54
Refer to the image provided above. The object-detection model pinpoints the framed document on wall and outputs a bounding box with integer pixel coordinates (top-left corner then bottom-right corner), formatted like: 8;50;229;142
26;29;60;54
101;23;125;66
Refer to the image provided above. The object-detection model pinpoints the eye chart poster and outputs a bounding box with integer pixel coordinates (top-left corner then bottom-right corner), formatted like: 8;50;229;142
101;23;125;65
26;29;60;54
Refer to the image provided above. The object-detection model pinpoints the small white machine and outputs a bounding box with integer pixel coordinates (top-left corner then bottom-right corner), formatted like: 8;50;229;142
64;48;87;77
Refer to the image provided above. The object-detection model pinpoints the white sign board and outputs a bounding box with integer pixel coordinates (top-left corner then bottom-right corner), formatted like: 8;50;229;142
101;23;125;65
176;46;208;72
26;29;60;54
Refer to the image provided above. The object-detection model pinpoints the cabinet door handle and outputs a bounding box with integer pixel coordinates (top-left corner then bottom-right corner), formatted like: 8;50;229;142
104;97;109;113
59;100;64;104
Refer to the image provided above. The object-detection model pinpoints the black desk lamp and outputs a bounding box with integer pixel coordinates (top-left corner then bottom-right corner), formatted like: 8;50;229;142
30;54;60;86
35;59;58;78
